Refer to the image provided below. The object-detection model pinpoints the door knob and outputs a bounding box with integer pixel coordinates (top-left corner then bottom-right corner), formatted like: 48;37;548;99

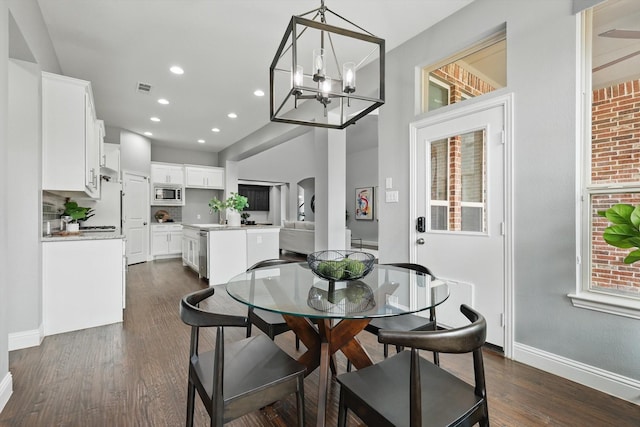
143;222;148;226
416;238;425;245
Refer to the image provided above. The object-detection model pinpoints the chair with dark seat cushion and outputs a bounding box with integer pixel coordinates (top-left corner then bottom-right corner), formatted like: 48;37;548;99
337;304;489;427
180;287;305;426
347;263;439;372
246;259;300;350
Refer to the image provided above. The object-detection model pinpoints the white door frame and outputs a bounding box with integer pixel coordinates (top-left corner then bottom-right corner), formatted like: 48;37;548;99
409;93;515;358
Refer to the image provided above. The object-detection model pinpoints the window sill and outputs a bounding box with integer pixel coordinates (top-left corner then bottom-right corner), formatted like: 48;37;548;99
568;291;640;320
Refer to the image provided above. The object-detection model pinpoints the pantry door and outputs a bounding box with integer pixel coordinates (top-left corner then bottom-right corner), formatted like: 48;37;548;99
123;171;149;265
410;95;512;350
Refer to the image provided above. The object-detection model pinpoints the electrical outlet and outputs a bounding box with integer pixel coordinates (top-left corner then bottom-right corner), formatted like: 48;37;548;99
197;214;201;220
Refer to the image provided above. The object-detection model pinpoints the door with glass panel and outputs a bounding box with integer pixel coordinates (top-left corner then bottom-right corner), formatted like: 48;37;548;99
413;102;506;347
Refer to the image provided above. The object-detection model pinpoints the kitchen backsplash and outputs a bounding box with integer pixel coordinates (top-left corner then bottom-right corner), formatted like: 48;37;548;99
151;206;182;223
42;192;66;233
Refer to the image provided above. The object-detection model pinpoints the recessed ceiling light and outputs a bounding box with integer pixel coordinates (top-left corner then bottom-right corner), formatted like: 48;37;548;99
150;117;160;122
211;128;220;133
170;65;184;75
227;113;238;119
254;90;265;97
157;98;169;105
197;139;205;144
144;132;153;136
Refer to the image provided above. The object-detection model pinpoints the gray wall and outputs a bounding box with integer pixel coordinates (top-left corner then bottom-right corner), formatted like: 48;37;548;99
1;0;9;393
346;146;378;244
151;145;218;167
378;0;639;380
120;130;150;176
8;59;41;335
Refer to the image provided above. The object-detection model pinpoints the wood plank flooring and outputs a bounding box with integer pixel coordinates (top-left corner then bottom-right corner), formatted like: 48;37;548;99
1;258;639;426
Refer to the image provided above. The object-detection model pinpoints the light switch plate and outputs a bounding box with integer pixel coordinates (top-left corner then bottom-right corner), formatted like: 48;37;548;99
385;177;393;189
385;190;399;203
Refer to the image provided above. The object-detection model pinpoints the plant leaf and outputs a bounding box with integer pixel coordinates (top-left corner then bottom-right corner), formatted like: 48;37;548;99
631;205;640;229
604;204;635;225
603;224;639;248
624;249;640;264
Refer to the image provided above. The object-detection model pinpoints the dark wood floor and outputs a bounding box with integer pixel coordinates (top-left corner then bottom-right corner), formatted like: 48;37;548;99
1;258;639;426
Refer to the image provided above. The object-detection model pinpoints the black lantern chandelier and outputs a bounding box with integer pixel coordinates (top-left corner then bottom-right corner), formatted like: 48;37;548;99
270;1;385;129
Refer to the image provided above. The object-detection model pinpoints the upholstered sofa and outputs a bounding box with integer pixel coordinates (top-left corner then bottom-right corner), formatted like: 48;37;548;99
279;221;351;255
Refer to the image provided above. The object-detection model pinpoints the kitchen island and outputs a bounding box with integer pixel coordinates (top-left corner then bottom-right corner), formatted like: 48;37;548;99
182;224;280;285
42;231;126;336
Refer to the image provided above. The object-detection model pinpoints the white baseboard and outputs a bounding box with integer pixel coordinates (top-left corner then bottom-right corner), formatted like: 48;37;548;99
514;342;640;405
8;324;43;351
0;372;13;414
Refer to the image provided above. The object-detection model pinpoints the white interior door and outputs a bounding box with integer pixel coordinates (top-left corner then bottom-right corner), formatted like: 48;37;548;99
123;171;149;265
411;100;507;348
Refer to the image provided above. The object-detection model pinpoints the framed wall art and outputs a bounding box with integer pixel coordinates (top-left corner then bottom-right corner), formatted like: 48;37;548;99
355;187;374;220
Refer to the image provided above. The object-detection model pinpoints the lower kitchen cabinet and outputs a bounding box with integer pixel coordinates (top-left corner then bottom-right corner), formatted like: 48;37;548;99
43;238;125;336
151;224;183;258
182;226;199;271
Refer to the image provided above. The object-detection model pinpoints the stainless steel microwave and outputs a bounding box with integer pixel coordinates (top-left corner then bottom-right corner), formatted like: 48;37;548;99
152;184;184;205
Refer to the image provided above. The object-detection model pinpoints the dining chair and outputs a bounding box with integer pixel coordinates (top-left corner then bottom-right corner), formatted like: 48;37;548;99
179;287;306;426
337;304;489;427
246;259;301;350
346;263;439;372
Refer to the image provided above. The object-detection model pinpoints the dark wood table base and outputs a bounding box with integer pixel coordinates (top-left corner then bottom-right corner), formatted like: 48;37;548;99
282;315;373;427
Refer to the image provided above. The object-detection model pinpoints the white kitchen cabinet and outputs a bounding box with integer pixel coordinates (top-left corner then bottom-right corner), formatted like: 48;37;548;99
151;162;184;185
185;165;224;189
182;227;200;272
42;72;101;198
43;238;125;336
101;142;120;177
151;224;183;257
209;229;248;285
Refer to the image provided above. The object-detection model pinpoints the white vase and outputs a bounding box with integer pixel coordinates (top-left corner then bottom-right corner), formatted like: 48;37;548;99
67;223;80;233
227;211;241;227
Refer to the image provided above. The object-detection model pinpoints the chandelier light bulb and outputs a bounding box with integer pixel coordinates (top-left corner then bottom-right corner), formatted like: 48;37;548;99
321;78;331;98
343;62;356;93
294;65;304;87
313;48;326;82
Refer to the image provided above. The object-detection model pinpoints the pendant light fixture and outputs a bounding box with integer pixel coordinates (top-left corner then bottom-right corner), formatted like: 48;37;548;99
270;1;385;129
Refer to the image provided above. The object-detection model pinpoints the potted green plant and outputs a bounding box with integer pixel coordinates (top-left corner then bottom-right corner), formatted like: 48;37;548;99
208;192;249;226
599;203;640;264
63;200;94;232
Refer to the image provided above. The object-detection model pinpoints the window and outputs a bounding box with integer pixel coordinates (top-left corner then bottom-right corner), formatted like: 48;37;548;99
421;31;506;113
571;0;640;318
429;130;486;233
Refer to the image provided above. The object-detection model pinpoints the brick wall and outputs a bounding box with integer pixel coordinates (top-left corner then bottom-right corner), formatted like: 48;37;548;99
591;79;640;295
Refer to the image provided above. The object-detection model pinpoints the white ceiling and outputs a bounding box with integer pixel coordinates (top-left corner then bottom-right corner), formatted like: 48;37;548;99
36;0;474;153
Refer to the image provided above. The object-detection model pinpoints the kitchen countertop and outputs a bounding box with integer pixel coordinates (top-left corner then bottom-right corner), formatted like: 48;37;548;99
42;231;125;242
183;223;280;231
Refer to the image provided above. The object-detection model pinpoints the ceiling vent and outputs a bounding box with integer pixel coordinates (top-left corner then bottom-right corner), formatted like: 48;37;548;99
136;82;152;94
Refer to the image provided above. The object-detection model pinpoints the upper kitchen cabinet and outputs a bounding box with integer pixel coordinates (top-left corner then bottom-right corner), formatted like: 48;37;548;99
185;165;224;189
42;72;101;199
151;162;184;185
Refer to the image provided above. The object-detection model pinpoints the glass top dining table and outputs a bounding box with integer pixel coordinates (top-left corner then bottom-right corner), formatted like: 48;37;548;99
226;262;450;319
226;262;450;427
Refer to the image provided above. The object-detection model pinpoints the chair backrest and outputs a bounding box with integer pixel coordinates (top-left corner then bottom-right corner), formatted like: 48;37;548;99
378;304;485;353
380;304;487;426
180;287;247;328
247;258;294;271
383;262;435;279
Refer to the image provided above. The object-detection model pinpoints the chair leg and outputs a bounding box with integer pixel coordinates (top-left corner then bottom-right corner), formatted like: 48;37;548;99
433;351;440;366
246;322;252;338
186;380;196;427
296;375;305;426
346;359;352;372
337;388;348;427
295;335;300;350
395;345;404;354
384;343;389;358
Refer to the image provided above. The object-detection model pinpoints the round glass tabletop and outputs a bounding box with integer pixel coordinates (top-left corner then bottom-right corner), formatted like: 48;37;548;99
226;262;450;319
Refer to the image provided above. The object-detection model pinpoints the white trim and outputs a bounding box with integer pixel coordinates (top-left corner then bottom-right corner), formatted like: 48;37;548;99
8;324;44;351
568;291;640;320
514;342;640;405
0;372;13;414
